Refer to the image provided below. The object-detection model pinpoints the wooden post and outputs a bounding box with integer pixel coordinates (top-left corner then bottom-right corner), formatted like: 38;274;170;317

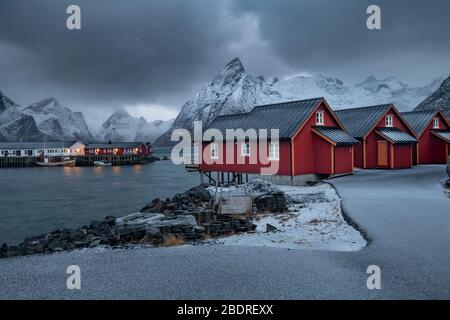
390;144;395;169
363;138;366;169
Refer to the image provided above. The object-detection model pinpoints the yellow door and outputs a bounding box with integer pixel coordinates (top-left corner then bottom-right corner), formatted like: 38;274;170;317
377;141;388;167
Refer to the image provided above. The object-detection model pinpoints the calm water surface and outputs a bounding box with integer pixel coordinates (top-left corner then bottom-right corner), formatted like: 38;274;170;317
0;149;199;244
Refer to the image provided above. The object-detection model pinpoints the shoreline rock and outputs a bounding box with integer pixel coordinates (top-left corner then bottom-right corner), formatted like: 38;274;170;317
0;184;258;259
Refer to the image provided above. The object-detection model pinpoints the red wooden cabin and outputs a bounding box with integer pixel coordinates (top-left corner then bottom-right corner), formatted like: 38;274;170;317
199;98;359;181
335;104;417;169
402;110;450;164
85;142;152;156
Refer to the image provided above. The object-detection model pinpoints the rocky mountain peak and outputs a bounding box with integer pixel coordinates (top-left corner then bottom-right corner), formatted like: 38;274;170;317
212;57;246;87
156;59;447;146
26;97;62;113
415;75;450;119
44;97;58;104
111;108;131;118
18;96;94;141
440;75;450;88
224;57;245;74
0;91;19;113
364;75;378;82
356;75;407;92
97;108;173;143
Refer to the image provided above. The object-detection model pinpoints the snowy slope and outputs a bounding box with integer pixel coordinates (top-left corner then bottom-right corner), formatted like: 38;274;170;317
22;98;93;142
415;75;450;119
156;58;445;145
97;109;173;143
135;119;174;143
208;182;366;251
0;91;19;113
0;92;50;142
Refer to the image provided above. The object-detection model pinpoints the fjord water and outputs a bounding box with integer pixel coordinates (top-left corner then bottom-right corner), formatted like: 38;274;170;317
0;148;199;244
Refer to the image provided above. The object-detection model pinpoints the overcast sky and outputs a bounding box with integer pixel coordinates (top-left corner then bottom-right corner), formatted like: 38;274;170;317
0;0;449;124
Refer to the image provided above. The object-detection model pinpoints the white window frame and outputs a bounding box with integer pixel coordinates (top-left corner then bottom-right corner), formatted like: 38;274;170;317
210;143;219;159
433;118;440;129
385;115;393;127
269;142;279;160
241;142;250;157
316;111;324;125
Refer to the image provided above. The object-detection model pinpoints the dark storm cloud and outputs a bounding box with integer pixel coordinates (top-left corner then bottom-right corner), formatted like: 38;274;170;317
232;0;450;83
0;0;246;120
0;0;449;121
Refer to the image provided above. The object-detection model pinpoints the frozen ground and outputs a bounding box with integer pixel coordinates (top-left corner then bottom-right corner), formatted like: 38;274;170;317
208;182;367;251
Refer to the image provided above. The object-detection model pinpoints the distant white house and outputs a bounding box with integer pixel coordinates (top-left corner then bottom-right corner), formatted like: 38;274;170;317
0;141;86;157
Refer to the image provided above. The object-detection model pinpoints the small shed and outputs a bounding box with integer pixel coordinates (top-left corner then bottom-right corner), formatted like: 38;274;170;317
85;142;152;156
402;110;450;164
335;104;417;169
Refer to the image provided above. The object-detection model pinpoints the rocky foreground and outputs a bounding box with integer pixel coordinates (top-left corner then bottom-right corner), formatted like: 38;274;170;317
0;184;288;259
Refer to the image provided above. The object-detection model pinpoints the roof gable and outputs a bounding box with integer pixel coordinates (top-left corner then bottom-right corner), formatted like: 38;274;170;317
335;104;392;138
311;126;359;146
206;98;324;139
431;130;450;143
401;110;438;136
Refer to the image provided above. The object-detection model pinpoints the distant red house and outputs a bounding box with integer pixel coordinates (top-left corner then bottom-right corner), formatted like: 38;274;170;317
199;98;359;182
335;104;417;169
402;110;450;164
85;142;152;156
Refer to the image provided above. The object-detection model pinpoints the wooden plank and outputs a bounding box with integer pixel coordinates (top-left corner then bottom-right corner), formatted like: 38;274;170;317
220;196;252;215
377;141;388;167
391;144;394;169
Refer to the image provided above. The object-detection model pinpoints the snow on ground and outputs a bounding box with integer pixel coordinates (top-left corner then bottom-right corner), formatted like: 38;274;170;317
208;181;367;252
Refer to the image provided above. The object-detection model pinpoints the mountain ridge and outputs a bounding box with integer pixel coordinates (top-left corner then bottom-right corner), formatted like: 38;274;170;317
414;75;450;119
96;108;174;143
22;97;94;141
155;58;446;145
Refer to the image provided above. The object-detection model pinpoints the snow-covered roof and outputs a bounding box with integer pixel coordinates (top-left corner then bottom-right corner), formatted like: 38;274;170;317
0;141;77;149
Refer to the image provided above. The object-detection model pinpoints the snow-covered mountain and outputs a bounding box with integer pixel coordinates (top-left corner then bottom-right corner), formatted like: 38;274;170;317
97;109;173;143
0;92;93;142
0;92;50;142
156;58;445;145
415;75;450;119
0;90;18;113
0;90;172;143
22;97;93;141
